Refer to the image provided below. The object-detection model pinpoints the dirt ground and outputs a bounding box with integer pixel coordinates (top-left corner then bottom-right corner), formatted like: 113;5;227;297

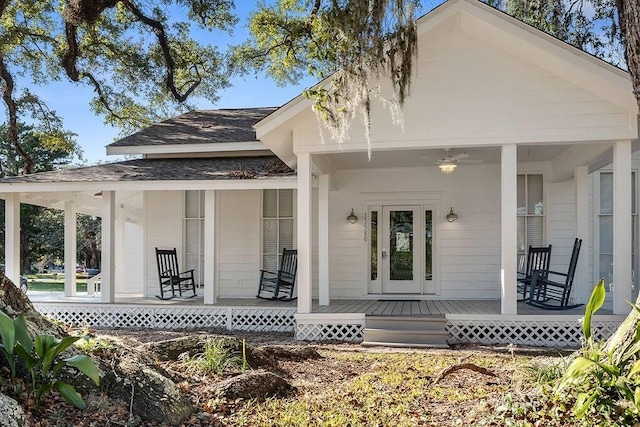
17;328;569;426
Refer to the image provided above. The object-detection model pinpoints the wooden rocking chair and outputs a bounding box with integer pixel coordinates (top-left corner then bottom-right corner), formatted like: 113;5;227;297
517;245;552;301
155;248;197;300
528;238;582;310
257;248;297;301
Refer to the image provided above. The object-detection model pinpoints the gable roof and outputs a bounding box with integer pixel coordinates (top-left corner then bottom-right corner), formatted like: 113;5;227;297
106;107;277;155
255;0;636;168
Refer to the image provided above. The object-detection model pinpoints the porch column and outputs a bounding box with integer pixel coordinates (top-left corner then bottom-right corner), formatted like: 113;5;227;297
574;166;590;304
297;152;313;314
4;193;20;285
101;191;116;303
203;190;216;305
64;202;77;297
318;174;330;305
613;140;633;314
501;144;518;315
114;203;126;293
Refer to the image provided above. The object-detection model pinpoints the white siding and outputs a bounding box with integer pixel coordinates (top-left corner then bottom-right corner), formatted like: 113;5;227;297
217;190;261;298
144;191;183;297
120;222;144;294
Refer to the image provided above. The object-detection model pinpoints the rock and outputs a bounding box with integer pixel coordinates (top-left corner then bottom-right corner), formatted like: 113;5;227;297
0;393;25;427
253;345;321;363
214;370;293;401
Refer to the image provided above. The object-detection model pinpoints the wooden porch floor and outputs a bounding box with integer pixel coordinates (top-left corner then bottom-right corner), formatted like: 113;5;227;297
28;292;607;316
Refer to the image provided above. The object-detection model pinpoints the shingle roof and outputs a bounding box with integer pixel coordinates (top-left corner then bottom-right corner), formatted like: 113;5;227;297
0;156;295;183
108;108;278;148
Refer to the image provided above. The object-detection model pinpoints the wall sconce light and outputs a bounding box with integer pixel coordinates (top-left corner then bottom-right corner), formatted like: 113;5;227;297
446;207;458;223
439;163;457;174
347;208;358;224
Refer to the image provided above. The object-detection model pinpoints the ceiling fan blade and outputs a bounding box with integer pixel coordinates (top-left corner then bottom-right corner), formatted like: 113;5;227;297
451;153;470;161
459;159;483;164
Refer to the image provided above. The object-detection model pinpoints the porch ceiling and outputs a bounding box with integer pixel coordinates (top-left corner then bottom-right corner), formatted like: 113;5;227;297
324;144;573;170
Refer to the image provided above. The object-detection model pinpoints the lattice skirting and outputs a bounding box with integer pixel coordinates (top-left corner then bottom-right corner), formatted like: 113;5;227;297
34;304;296;332
447;318;622;347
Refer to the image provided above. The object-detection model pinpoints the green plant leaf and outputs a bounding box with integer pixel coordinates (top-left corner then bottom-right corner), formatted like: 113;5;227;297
0;310;16;357
583;279;606;340
558;357;597;391
574;391;598;418
34;335;55;359
55;382;86;410
629;360;640;378
42;336;81;375
13;315;31;353
64;355;100;386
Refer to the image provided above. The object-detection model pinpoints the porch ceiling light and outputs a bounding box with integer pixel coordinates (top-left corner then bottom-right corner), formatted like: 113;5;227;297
347;208;358;224
446;207;458;223
439;162;457;174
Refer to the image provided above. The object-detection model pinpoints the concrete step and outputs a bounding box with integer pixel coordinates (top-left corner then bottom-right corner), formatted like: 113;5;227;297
365;315;446;331
362;328;449;348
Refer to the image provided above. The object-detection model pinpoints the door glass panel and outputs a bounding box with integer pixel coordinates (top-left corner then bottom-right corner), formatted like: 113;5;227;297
370;211;378;281
389;210;413;281
425;210;432;280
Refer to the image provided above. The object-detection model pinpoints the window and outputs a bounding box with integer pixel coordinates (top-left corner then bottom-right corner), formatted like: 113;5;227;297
517;174;544;260
184;190;204;286
262;189;294;272
598;172;637;290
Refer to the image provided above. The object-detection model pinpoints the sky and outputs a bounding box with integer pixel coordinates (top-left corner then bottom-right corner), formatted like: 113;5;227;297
15;0;447;165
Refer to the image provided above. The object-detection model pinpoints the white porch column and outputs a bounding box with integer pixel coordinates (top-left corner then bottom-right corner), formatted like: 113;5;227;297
574;166;590;304
501;144;518;315
114;204;126;293
101;191;116;303
318;174;330;306
613;140;633;314
64;202;77;297
203;190;216;305
297;152;313;313
4;193;20;285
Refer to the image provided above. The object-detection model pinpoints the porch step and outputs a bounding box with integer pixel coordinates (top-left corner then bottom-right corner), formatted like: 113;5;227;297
362;315;449;348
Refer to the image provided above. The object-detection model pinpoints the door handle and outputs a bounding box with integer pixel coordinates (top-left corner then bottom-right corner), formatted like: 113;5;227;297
382;250;387;260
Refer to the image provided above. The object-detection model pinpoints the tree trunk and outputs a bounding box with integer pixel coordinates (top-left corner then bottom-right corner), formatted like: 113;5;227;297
603;1;640;356
616;0;640;110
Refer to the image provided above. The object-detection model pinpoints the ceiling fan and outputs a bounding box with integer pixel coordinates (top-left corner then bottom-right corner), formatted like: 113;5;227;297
426;149;483;174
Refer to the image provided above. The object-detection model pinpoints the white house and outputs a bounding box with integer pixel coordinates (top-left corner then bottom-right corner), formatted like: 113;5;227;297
0;0;637;346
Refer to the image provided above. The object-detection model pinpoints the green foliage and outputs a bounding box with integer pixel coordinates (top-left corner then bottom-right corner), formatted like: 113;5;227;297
0;310;99;410
188;338;247;375
554;279;640;424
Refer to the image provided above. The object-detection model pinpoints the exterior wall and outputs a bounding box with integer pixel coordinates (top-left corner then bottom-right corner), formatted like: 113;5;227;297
217;190;261;298
120;221;144;294
144;191;183;297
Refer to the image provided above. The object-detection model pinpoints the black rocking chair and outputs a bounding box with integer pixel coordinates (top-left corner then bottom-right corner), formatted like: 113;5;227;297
517;245;552;301
528;238;583;310
257;248;298;301
155;248;197;300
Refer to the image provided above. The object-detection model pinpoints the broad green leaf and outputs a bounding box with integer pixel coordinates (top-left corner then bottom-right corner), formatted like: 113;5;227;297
635;387;640;410
34;335;55;359
13;315;31;353
41;336;80;375
574;391;598;418
64;355;100;386
558;357;597;391
0;311;15;356
55;382;86;410
629;360;640;379
583;279;606;340
14;343;36;371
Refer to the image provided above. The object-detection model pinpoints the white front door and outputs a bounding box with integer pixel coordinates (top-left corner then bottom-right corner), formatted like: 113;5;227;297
382;205;421;293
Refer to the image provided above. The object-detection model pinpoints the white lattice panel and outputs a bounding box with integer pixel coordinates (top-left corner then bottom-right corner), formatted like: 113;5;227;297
447;319;622;347
231;308;296;332
296;323;364;342
34;304;294;332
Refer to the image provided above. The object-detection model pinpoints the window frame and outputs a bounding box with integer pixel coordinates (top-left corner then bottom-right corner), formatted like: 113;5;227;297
260;189;296;272
183;190;205;287
517;173;546;261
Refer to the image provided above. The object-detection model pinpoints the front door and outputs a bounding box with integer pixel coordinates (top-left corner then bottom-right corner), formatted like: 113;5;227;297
382;206;421;293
